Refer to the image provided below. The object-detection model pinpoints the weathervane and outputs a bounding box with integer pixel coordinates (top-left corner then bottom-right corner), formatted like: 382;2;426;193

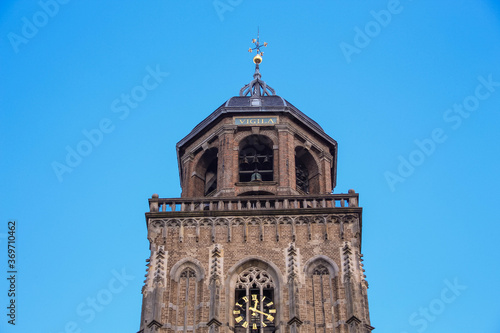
239;29;275;97
248;29;268;64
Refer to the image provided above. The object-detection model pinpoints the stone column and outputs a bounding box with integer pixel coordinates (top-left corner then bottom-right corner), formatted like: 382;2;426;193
181;154;194;198
218;126;237;196
319;152;333;194
287;244;303;333
276;125;294;194
208;245;223;333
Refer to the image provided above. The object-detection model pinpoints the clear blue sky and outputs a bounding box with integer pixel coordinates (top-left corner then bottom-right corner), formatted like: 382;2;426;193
1;1;500;332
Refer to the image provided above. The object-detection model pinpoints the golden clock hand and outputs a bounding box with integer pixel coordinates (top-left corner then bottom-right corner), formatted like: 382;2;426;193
249;306;270;317
251;300;259;317
249;306;261;314
250;307;274;322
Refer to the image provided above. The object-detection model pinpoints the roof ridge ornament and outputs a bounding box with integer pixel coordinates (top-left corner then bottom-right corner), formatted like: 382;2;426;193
239;29;276;97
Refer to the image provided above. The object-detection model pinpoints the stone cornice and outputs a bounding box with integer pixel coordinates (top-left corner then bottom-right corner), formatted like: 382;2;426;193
146;207;361;220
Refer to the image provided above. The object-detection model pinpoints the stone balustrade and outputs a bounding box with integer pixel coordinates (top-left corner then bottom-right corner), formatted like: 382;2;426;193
148;191;359;213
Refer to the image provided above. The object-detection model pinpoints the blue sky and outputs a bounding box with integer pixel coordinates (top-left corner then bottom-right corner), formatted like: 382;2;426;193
1;1;500;332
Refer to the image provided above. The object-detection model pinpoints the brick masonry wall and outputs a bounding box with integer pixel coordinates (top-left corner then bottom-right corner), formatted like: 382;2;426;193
141;211;372;333
139;106;373;333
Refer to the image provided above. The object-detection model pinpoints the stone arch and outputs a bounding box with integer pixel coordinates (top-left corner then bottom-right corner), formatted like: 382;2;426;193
192;147;218;196
234;130;278;148
295;146;320;194
170;257;205;282
303;255;339;278
227;256;283;287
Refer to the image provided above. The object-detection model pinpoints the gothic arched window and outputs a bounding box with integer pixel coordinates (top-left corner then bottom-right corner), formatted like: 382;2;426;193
233;267;276;333
239;135;274;182
178;267;198;329
304;259;339;333
169;260;205;332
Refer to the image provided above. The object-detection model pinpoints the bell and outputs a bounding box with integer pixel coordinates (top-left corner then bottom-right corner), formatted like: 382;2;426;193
253;54;262;64
242;156;249;164
263;155;269;163
251;169;262;182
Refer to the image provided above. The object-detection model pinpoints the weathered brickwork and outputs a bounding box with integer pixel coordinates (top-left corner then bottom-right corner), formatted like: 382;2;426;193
139;209;373;333
139;75;372;332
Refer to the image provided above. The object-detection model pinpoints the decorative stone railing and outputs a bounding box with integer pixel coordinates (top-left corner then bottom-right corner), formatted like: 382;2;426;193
148;191;359;213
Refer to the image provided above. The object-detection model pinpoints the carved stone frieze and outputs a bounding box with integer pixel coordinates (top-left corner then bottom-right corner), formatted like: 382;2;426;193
148;214;359;230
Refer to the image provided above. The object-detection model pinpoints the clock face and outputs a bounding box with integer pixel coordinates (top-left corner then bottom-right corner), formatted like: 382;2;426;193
233;293;276;330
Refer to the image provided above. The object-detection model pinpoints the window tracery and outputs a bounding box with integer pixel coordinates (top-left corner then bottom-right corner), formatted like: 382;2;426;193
312;265;329;276
236;267;275;289
180;267;196;278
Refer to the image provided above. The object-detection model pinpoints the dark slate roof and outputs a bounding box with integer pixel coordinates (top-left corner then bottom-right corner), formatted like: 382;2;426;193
226;96;286;107
177;95;335;150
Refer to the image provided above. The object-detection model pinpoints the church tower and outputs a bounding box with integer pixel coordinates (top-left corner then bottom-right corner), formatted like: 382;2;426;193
138;37;374;333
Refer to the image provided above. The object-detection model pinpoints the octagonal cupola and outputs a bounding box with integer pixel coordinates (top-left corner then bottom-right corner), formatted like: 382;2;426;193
176;44;337;198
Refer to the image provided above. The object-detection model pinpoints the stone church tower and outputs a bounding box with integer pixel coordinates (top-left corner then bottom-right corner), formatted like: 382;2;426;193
138;38;374;333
